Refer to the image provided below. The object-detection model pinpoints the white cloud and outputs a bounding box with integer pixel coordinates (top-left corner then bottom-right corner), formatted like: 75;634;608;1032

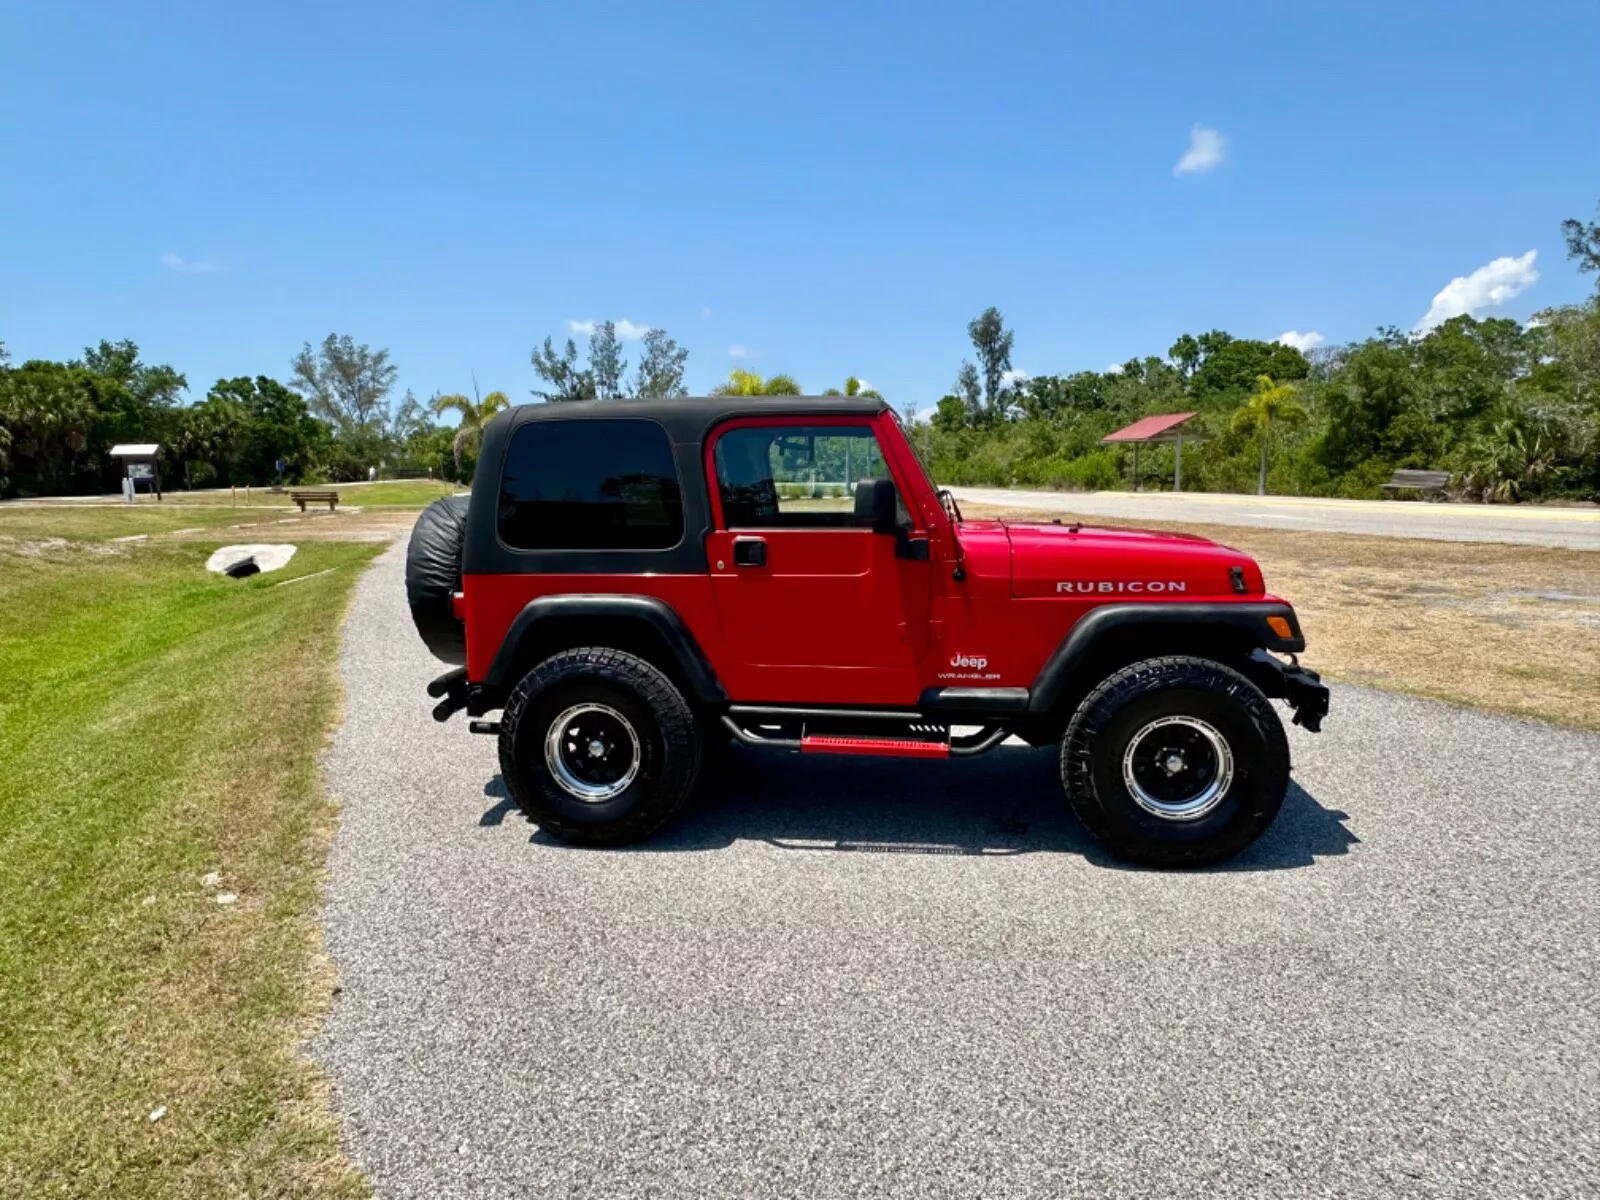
855;378;876;393
1000;368;1029;387
566;318;652;340
727;344;753;359
1105;362;1125;374
1173;125;1228;175
161;251;220;274
1276;330;1325;353
1414;250;1539;333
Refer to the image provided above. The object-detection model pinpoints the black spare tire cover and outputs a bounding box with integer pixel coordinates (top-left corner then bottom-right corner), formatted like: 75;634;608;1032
407;495;470;664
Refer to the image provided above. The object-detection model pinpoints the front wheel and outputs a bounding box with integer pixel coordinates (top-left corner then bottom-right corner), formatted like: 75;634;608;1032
1061;656;1290;868
499;648;701;846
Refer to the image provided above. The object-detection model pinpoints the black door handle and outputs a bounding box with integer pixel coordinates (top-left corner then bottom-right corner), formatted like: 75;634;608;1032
731;536;767;567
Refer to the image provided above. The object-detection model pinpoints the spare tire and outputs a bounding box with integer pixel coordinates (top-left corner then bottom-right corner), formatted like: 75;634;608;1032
406;495;470;664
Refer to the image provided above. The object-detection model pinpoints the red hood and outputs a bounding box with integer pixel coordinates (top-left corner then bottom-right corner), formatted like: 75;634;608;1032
963;519;1265;599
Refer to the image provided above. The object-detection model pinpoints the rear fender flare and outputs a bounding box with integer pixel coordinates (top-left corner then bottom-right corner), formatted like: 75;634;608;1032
483;594;727;705
1027;601;1305;714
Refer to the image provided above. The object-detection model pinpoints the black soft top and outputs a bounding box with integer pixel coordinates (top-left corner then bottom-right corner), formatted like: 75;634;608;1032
463;395;891;577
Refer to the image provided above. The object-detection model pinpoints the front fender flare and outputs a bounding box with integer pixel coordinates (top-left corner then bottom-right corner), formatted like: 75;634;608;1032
1027;601;1306;714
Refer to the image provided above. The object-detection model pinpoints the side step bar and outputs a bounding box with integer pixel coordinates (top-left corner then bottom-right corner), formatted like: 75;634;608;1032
720;715;1010;759
802;735;949;759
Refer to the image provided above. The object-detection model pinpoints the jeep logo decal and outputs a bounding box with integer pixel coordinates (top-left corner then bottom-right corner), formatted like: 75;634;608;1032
1056;581;1187;594
949;653;989;670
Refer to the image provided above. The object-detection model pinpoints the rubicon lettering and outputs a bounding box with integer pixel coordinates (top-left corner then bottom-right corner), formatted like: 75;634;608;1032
1056;581;1188;594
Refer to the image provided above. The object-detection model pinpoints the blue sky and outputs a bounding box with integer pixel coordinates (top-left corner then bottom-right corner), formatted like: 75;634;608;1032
3;0;1598;414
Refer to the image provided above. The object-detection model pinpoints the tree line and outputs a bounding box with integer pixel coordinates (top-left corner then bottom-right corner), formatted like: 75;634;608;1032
4;201;1597;501
0;320;681;496
0;315;878;497
918;203;1600;502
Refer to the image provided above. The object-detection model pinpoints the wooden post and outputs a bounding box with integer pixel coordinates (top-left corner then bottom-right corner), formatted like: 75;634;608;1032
1132;442;1140;491
1174;435;1183;493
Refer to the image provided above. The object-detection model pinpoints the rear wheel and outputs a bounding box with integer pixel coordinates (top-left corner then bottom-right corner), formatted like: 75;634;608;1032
1061;656;1289;867
499;648;701;845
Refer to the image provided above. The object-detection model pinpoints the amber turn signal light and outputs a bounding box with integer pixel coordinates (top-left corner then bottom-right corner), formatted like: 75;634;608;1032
1266;615;1294;640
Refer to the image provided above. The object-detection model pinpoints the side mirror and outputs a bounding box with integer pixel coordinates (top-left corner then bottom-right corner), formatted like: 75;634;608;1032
853;477;899;534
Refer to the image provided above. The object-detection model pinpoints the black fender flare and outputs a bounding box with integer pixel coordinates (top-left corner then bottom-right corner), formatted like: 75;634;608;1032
1027;601;1306;714
482;594;727;705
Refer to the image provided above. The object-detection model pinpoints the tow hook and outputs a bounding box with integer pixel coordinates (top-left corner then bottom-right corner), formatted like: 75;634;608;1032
1284;665;1330;732
469;721;501;736
1249;650;1330;733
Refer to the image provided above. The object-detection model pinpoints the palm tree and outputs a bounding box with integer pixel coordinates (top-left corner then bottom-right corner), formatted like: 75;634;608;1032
1230;375;1308;495
1462;401;1565;502
821;375;884;400
711;368;802;396
431;387;510;478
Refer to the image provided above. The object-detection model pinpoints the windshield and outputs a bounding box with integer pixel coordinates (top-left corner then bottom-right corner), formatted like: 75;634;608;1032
890;408;936;485
888;408;963;523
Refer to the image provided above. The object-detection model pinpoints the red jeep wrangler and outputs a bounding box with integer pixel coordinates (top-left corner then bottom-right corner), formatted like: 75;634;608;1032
407;395;1327;866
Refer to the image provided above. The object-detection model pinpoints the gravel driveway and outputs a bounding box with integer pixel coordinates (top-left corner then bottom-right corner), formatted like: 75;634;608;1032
316;541;1600;1199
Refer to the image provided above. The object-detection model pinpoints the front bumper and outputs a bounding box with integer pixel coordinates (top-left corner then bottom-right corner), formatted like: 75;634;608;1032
1248;650;1330;732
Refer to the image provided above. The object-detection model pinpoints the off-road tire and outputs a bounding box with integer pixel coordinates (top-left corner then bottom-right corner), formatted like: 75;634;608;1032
1061;655;1289;868
499;648;701;846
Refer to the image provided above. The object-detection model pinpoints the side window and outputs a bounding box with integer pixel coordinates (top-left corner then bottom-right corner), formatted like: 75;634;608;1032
498;418;683;550
714;425;898;529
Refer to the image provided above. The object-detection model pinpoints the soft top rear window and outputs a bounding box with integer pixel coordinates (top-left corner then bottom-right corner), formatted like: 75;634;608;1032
497;418;683;551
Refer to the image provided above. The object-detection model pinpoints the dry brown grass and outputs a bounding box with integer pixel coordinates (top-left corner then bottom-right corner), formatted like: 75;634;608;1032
964;503;1600;730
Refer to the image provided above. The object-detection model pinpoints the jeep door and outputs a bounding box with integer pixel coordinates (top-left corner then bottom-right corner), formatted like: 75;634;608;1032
705;416;933;700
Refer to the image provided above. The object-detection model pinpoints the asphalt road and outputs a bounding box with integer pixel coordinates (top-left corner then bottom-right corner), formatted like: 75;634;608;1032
948;487;1600;550
316;541;1600;1199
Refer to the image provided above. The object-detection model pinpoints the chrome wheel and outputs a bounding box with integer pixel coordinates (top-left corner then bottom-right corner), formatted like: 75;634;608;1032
1121;715;1233;822
544;703;641;802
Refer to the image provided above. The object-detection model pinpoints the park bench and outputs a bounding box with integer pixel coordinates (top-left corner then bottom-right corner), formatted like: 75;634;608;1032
288;489;341;512
1380;469;1450;500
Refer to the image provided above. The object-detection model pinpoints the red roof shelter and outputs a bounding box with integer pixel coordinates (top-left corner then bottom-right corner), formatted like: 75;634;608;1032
1101;411;1203;491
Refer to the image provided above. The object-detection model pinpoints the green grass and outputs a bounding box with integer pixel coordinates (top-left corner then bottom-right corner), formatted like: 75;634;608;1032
0;481;462;541
150;480;463;508
0;505;283;539
0;534;381;1197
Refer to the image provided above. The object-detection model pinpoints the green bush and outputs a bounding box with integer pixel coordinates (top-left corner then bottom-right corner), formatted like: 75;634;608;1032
1055;451;1121;490
774;481;847;498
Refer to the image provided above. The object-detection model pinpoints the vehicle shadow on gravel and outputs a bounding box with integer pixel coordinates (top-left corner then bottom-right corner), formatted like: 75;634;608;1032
480;747;1357;871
